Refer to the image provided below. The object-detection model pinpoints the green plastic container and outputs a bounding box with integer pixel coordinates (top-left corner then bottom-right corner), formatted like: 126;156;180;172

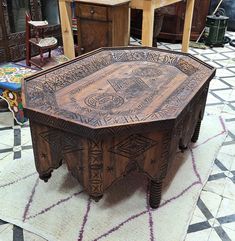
204;14;229;46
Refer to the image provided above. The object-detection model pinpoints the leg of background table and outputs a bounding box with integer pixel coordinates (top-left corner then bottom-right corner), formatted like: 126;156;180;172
141;2;155;47
149;179;163;209
58;0;75;59
181;0;196;53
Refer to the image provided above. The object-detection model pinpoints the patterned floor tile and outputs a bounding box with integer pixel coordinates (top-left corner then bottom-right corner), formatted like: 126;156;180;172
0;148;13;161
0;222;10;234
216;198;235;231
221;77;235;88
220;136;235;157
222;52;235;59
0;224;13;241
217;59;235;68
207;61;225;69
198;191;222;219
203;178;227;197
23;230;47;241
216;152;235;171
221;227;235;241
190;211;208;224
207;92;223;104
204;53;229;62
0;128;14;147
223;104;235;116
208;228;233;241
185;228;212;241
210;89;233;102
205;104;225;116
192;47;216;55
0;112;13;128
209;79;231;90
216;69;235;78
223;179;235;201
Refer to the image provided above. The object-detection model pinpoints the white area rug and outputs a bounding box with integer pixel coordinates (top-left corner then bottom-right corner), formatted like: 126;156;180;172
0;115;227;241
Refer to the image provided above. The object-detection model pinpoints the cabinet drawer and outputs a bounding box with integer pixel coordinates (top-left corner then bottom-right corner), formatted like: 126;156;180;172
76;4;108;21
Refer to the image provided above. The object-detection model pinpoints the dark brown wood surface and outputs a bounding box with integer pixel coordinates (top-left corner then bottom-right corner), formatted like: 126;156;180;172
22;47;215;208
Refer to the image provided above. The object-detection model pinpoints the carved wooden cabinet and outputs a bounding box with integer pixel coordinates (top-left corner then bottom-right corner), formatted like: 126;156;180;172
0;0;10;62
75;1;130;55
0;0;61;63
159;0;211;41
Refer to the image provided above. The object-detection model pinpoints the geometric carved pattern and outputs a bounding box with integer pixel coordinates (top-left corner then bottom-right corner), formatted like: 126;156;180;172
109;134;158;158
175;58;198;76
39;130;83;154
84;93;124;110
88;140;103;195
108;77;149;99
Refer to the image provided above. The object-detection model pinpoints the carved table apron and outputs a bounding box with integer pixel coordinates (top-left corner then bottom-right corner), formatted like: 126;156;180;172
22;47;215;208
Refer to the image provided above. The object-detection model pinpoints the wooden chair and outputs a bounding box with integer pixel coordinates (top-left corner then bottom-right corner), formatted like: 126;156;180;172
25;12;58;68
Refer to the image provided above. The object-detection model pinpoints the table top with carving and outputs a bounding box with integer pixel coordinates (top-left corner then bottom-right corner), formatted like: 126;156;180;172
22;47;215;135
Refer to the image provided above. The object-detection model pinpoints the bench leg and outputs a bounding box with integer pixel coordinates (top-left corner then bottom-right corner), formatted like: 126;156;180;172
149;179;163;209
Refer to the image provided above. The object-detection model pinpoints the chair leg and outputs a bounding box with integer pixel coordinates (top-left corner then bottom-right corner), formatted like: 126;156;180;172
48;49;51;58
26;43;31;66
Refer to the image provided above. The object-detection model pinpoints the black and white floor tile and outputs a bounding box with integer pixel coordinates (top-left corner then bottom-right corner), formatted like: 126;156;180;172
0;32;235;241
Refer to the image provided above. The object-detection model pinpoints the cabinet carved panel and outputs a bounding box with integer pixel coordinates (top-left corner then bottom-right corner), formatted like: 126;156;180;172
76;2;129;55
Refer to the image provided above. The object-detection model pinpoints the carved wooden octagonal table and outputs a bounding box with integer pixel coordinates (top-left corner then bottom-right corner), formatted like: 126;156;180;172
22;47;215;208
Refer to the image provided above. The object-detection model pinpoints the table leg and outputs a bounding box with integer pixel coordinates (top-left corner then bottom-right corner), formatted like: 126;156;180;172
179;143;188;153
141;2;155;47
91;195;103;202
149;179;163;209
58;0;75;59
191;119;202;143
30;121;63;182
181;0;196;53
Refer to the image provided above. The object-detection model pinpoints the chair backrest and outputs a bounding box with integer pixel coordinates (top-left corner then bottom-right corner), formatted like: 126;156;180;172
25;12;31;41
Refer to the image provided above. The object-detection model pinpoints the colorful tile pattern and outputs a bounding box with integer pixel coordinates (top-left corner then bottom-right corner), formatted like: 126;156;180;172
0;63;37;124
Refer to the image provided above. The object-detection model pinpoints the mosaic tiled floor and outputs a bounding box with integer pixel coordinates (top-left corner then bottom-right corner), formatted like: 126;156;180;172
0;32;235;241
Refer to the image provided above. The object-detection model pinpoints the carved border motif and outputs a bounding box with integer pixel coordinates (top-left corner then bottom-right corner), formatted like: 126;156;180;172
109;134;158;159
88;140;103;196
